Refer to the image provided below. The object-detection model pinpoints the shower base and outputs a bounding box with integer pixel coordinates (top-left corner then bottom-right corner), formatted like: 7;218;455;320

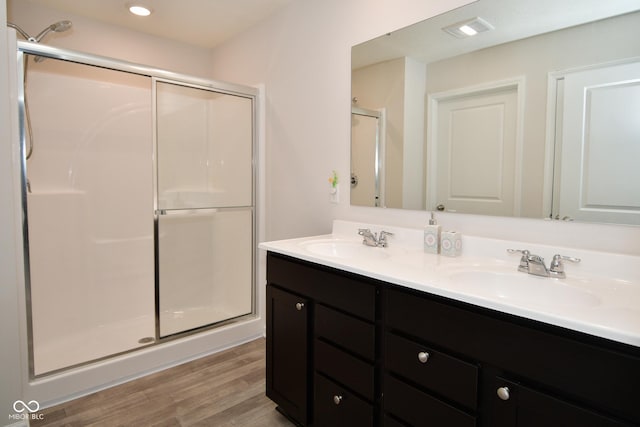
34;315;154;376
160;305;250;337
33;306;251;376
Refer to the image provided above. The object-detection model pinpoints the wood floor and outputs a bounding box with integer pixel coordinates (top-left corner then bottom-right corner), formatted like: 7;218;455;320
32;338;293;427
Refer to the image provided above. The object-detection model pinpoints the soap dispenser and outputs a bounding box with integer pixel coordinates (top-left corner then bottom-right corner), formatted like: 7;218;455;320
424;212;441;254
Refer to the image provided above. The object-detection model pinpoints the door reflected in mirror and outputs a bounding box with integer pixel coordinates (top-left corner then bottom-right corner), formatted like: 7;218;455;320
351;0;640;225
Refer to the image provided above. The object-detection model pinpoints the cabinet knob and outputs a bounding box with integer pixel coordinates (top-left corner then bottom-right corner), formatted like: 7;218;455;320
333;395;343;405
295;302;304;311
497;386;510;401
417;351;430;363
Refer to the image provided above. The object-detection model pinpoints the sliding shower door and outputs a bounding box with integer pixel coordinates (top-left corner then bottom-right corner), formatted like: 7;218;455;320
24;58;155;375
155;80;254;337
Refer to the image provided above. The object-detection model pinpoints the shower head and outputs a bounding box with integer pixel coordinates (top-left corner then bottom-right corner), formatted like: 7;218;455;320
6;20;72;43
34;20;72;42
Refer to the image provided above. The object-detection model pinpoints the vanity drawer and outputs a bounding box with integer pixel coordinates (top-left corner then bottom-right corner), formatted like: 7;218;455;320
267;253;376;321
314;373;374;427
385;332;477;410
315;339;375;401
384;373;476;427
386;287;478;348
316;304;375;360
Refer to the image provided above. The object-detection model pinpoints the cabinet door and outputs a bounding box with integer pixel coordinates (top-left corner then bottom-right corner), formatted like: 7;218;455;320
266;285;311;425
487;377;630;427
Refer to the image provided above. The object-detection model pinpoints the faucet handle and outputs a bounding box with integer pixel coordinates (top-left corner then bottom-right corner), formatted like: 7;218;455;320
378;230;394;247
553;254;581;264
507;249;530;273
549;254;581;278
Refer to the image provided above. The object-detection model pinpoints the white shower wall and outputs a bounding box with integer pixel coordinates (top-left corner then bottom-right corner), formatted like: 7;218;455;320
26;59;155;375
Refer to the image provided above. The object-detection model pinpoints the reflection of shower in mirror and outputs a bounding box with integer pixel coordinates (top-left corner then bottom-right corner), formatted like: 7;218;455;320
351;105;384;207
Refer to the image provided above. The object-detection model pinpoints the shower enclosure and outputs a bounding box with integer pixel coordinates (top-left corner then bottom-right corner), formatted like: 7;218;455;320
351;106;384;207
17;41;257;376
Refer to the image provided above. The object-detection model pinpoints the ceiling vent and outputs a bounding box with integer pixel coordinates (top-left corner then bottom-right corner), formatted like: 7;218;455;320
442;17;494;38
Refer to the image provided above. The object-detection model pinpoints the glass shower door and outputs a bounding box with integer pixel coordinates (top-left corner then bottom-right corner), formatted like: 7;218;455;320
155;80;254;337
25;58;155;375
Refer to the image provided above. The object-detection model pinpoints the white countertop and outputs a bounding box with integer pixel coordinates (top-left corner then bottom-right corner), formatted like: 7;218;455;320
260;220;640;348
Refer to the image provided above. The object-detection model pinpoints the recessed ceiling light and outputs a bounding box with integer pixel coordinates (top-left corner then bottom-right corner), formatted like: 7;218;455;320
129;5;152;17
443;17;494;38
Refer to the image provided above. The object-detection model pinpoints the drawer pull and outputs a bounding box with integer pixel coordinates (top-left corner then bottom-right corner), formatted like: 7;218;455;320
295;302;305;311
417;351;430;363
333;395;343;405
497;386;510;401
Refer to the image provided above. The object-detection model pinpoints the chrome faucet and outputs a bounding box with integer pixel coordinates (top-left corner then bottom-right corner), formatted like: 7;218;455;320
358;229;378;246
525;253;549;277
358;228;394;247
508;249;581;278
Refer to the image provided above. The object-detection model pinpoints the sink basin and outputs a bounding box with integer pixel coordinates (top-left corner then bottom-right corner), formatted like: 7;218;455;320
301;239;390;260
443;270;602;308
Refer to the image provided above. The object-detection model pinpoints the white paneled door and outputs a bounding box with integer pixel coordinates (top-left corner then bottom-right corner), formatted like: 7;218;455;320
557;61;640;225
429;83;521;216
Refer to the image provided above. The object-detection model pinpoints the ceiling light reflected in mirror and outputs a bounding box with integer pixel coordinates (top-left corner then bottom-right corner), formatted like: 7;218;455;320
442;17;494;38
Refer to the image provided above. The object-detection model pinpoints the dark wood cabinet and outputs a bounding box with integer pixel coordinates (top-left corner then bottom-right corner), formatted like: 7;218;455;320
266;253;380;426
266;252;640;427
266;284;311;425
386;286;640;427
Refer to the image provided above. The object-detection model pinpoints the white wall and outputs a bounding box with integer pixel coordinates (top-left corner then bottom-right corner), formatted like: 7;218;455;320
209;0;640;255
402;56;426;210
209;0;475;240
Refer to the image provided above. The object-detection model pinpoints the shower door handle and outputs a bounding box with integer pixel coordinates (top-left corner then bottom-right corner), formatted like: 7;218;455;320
156;208;219;216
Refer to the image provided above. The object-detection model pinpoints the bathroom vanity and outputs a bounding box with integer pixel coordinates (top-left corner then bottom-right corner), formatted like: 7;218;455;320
262;222;640;427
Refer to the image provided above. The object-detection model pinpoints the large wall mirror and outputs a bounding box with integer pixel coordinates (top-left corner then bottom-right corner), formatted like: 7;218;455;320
351;0;640;225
